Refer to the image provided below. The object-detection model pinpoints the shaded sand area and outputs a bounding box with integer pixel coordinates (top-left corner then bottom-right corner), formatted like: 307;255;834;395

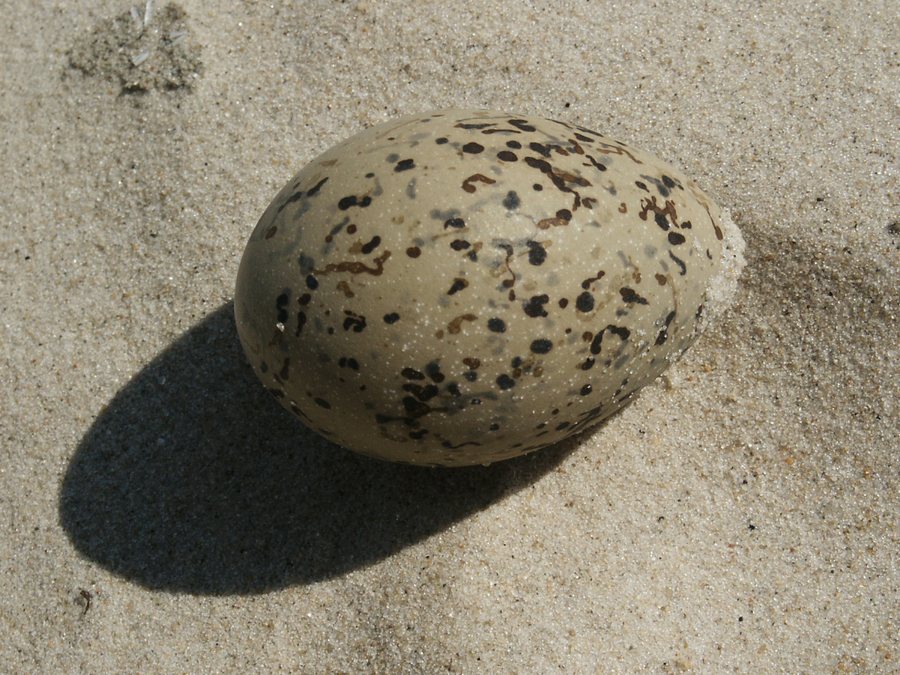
1;1;896;671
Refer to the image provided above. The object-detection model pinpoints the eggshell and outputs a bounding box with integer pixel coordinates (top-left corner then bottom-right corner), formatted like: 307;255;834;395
235;109;742;466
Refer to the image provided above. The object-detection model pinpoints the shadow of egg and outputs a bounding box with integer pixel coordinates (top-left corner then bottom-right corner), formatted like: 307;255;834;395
58;302;578;595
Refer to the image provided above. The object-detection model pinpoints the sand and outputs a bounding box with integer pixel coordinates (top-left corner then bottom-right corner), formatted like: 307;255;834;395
1;1;896;672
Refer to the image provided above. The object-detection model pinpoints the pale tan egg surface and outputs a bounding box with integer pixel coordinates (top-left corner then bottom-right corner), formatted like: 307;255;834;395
235;109;740;466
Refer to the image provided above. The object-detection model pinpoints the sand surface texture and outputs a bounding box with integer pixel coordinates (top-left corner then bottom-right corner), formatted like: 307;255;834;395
1;1;896;672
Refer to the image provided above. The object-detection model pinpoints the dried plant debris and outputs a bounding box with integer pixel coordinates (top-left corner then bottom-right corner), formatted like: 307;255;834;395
67;1;202;94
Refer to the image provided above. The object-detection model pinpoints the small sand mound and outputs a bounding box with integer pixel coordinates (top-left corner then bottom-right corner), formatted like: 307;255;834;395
66;2;202;94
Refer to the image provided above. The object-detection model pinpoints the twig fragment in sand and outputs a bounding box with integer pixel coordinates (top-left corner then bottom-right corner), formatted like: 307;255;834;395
78;588;92;616
131;50;150;66
143;0;155;29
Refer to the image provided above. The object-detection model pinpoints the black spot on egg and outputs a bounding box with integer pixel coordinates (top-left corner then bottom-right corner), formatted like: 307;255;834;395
496;374;515;390
619;287;648;305
575;292;594;313
503;191;520;210
447;278;468;295
523;295;549;318
526;240;547;265
361;235;381;254
530;338;553;354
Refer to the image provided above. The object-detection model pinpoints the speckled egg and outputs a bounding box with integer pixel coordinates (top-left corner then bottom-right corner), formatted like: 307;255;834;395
235;109;742;467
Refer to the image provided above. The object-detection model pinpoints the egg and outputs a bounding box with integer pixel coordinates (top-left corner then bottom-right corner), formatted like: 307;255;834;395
234;109;743;467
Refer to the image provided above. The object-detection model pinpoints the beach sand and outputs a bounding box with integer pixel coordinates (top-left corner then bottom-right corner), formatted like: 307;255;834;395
1;1;896;671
